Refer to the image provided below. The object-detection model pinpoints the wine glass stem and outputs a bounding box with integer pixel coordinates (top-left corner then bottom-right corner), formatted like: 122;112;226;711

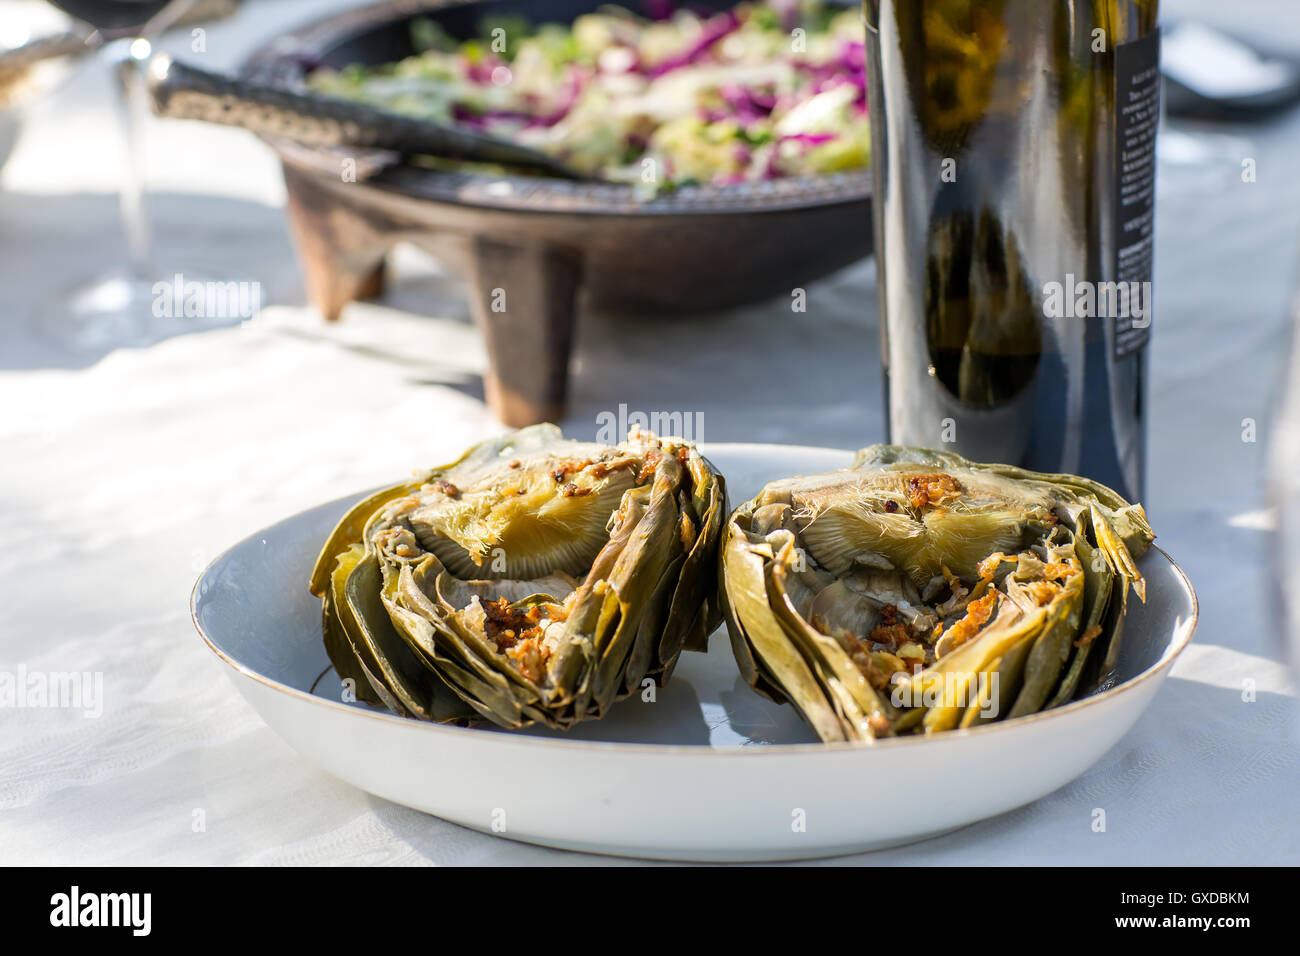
116;48;153;281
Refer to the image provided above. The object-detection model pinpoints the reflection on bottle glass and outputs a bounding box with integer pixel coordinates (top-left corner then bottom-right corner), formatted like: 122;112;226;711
864;0;1159;503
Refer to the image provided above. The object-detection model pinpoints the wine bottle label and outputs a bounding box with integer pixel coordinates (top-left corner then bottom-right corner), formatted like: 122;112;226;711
1113;28;1160;359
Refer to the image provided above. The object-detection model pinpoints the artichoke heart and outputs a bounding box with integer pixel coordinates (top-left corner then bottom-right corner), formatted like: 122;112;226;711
721;444;1154;743
406;448;638;579
310;424;727;731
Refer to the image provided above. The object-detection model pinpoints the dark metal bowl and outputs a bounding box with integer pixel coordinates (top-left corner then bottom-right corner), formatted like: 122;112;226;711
245;0;872;425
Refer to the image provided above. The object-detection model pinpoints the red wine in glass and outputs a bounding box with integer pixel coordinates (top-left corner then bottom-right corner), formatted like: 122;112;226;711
45;1;177;34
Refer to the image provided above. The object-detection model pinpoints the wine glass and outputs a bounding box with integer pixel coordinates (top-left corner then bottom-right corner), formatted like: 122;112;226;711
38;0;249;350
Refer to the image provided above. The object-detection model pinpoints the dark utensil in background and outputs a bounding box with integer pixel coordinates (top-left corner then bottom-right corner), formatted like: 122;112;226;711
146;53;587;179
1162;20;1300;120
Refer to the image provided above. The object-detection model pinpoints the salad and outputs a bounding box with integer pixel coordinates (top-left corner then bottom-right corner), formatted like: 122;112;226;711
308;1;869;188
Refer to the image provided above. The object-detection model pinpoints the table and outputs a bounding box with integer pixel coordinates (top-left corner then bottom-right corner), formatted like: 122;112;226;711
1;0;1297;865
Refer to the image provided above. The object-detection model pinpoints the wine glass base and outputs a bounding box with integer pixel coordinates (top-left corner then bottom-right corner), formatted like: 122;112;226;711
36;269;258;352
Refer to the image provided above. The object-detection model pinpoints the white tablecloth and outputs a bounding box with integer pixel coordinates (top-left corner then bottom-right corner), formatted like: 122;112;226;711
2;0;1298;865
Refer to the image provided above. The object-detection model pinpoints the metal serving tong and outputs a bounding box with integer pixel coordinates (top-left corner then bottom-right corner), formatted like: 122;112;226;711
145;53;587;180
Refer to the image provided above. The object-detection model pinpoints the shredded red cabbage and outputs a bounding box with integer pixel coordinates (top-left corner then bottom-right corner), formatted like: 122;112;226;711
718;83;777;124
463;56;507;85
780;132;838;145
645;11;741;78
526;70;587;127
839;40;865;73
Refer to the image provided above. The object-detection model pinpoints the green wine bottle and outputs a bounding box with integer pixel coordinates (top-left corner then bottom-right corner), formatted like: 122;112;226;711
864;0;1159;502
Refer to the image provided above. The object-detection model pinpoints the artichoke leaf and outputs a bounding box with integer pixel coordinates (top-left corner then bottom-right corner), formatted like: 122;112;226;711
575;581;631;715
399;572;555;721
1006;568;1085;718
1083;568;1132;694
395;557;548;713
1045;516;1115;708
665;468;727;655
966;634;1034;726
310;477;427;596
720;529;788;705
922;666;981;733
322;587;387;709
442;598;541;682
422;573;547;699
767;557;892;739
724;531;847;741
892;705;928;734
907;594;1041;693
388;560;557;713
378;599;483;724
548;478;664;697
335;547;439;719
1089;502;1146;603
623;552;688;698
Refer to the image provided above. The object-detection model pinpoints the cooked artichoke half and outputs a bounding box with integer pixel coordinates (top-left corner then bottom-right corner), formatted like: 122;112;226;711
721;445;1154;743
310;424;726;730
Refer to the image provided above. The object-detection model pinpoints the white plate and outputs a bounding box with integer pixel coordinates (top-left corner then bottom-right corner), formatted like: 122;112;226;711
191;443;1198;861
